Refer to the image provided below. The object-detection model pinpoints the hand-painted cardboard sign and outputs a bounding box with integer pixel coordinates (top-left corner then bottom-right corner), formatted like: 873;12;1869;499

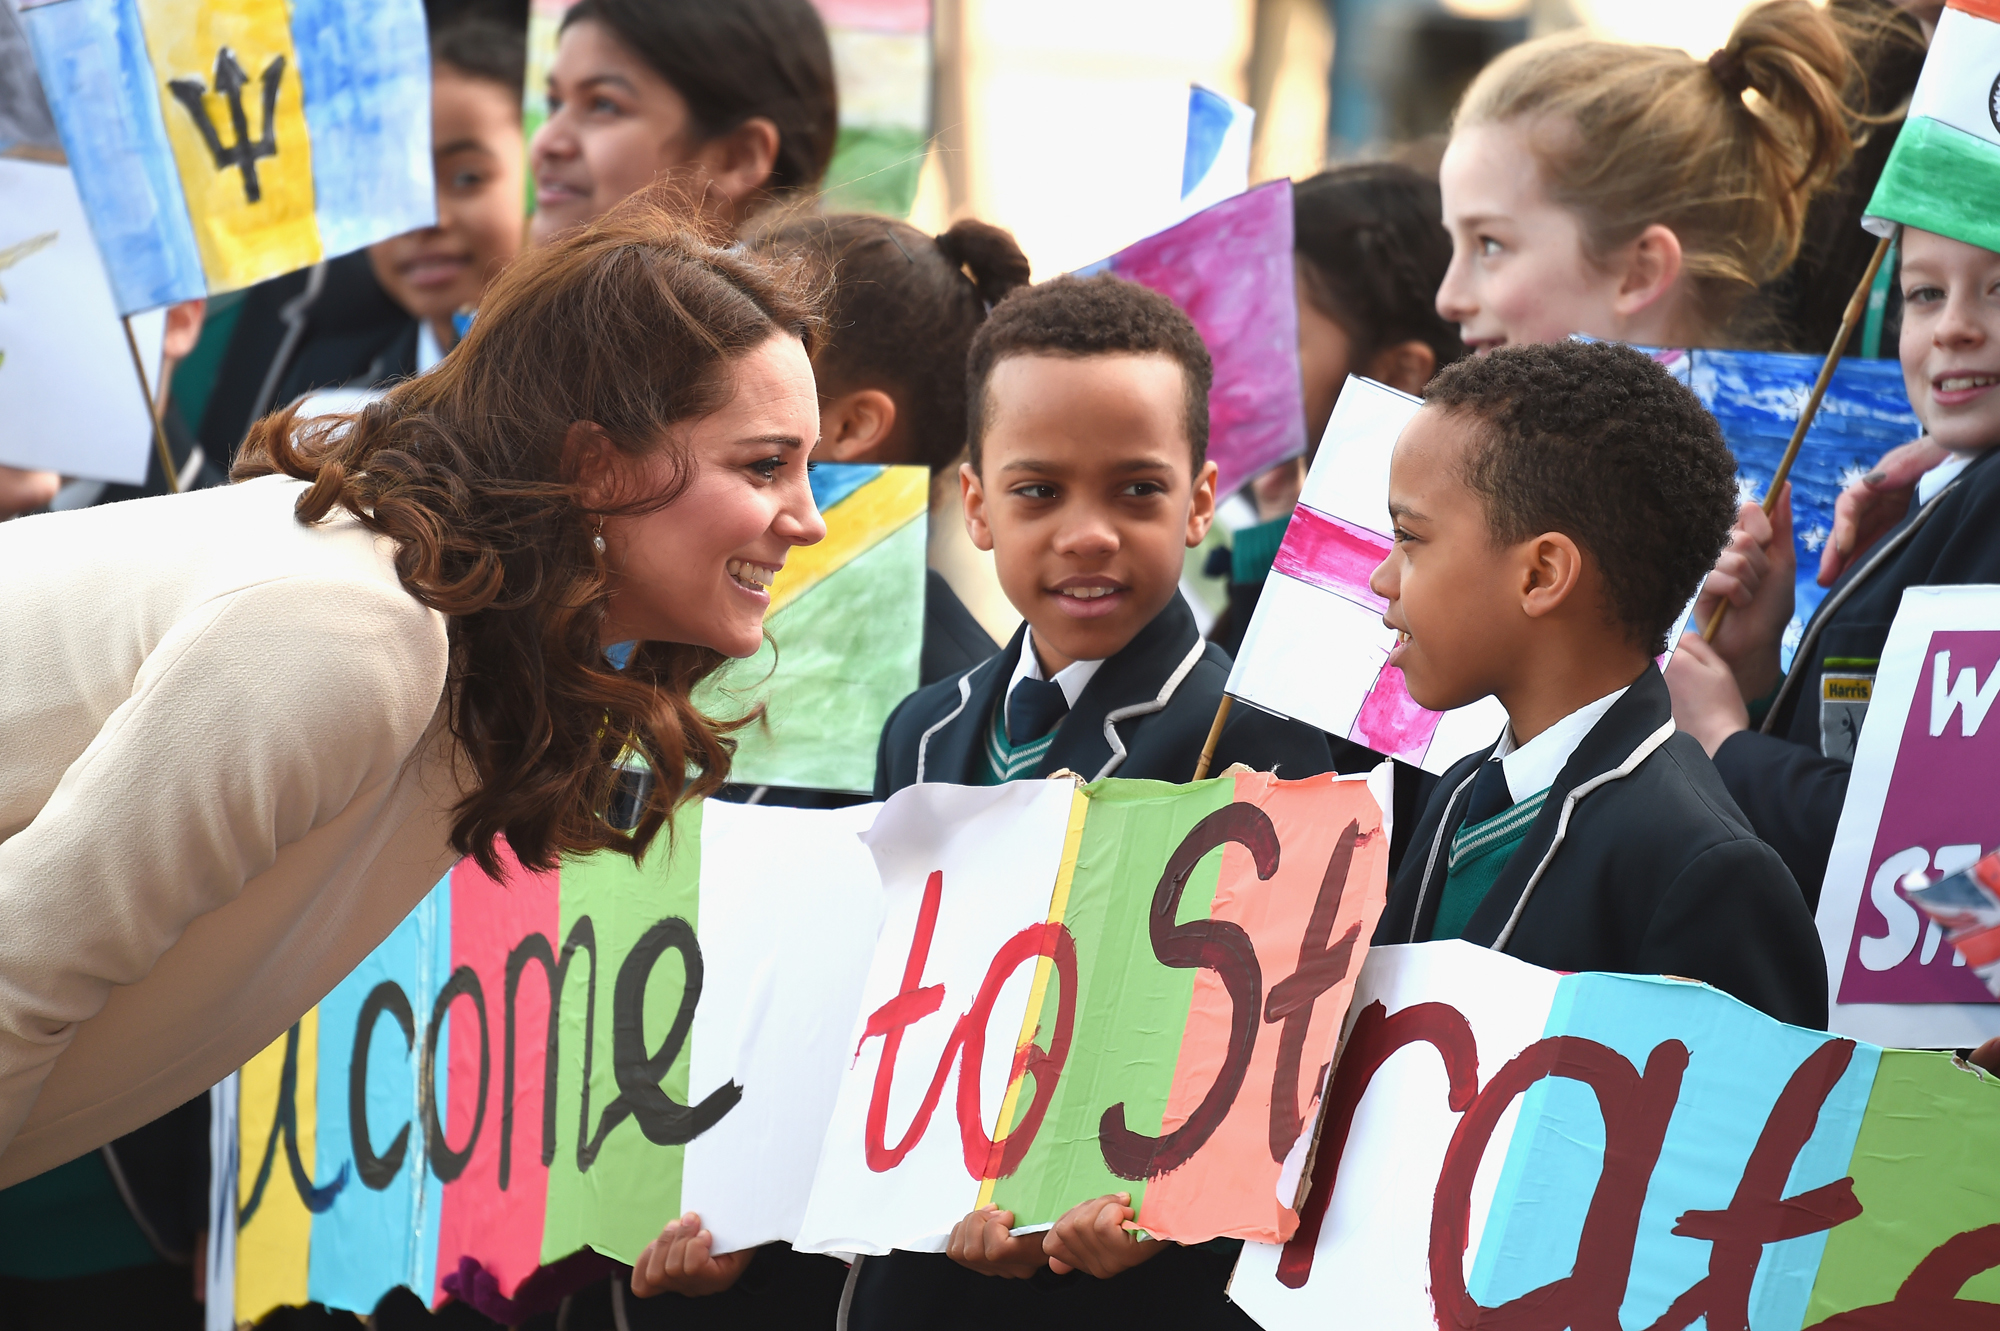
212;771;1389;1319
1074;180;1308;500
22;0;432;315
1226;376;1509;774
695;462;928;793
1650;347;1922;670
1231;940;2000;1330
796;769;1390;1253
0;158;165;484
1816;585;2000;1049
212;800;887;1326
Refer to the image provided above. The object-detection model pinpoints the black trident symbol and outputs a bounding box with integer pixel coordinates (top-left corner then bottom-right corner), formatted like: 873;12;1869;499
169;47;285;203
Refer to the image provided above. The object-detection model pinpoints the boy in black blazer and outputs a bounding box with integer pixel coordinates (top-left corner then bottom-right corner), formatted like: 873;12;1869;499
873;275;1330;799
1367;340;1826;1031
860;276;1327;1329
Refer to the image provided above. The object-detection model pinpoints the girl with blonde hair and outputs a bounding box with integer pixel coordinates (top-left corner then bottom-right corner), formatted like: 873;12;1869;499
1435;0;1873;352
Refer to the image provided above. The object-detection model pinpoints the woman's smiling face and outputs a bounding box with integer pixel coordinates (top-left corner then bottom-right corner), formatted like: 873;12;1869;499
595;334;826;656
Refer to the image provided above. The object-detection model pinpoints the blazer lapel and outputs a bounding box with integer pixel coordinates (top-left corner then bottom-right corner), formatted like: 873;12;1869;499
1039;594;1204;780
1460;665;1673;946
918;627;1021;785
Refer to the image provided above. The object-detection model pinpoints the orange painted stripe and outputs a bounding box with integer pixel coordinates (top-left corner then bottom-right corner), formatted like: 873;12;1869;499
1134;771;1390;1244
1949;0;2000;22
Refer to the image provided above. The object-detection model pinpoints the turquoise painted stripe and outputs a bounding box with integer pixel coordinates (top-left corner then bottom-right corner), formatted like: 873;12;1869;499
288;0;434;257
809;462;884;512
23;0;204;313
1464;970;1876;1328
308;872;452;1315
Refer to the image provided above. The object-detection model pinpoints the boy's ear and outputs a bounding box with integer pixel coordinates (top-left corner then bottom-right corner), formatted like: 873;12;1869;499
1611;224;1684;322
819;388;899;464
1517;531;1585;619
1185;459;1219;548
961;460;996;553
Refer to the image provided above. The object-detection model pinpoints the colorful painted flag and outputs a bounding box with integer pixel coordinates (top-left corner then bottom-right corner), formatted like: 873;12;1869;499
1075;180;1308;498
212;800;887;1324
695;462;928;793
21;0;432;317
796;768;1391;1252
1227;376;1507;774
1232;940;2000;1330
1862;0;2000;254
1816;586;2000;1048
1173;83;1253;224
524;0;933;220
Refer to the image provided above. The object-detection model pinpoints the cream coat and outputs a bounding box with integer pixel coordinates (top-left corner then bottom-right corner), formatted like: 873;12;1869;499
0;476;459;1185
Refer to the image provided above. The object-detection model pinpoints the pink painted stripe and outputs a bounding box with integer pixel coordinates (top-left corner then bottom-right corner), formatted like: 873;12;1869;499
1272;507;1391;609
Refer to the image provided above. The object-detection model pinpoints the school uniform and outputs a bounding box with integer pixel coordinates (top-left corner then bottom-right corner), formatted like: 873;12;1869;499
1376;665;1827;1030
1714;447;2000;904
875;591;1332;795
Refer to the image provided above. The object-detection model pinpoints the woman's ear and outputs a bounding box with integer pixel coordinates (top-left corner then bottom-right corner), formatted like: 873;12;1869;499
694;116;781;219
1612;224;1685;323
565;421;620;510
819;388;901;464
1364;340;1437;398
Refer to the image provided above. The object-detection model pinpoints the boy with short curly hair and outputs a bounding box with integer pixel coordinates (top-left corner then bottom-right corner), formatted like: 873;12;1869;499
1370;339;1826;1030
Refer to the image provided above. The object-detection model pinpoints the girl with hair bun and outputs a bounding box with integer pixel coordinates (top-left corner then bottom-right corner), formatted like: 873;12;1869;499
1435;0;1870;352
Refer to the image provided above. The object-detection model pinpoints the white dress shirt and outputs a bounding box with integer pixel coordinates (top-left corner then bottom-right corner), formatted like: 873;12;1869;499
1489;686;1630;805
1008;626;1106;709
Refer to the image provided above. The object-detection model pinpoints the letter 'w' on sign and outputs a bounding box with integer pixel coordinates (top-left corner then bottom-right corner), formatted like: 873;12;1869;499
1931;650;2000;737
20;0;435;314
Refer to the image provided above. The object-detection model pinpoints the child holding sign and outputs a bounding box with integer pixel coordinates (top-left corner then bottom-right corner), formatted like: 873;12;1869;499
1433;0;1864;352
855;275;1331;1328
1670;227;2000;897
1370;340;1827;1030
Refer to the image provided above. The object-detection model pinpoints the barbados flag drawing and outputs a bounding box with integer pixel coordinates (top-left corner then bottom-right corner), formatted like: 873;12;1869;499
696;461;929;793
1862;0;2000;254
21;0;431;315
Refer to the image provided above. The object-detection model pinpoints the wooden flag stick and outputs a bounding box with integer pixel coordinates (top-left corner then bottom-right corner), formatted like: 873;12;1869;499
1702;231;1893;642
1192;694;1233;781
121;313;180;495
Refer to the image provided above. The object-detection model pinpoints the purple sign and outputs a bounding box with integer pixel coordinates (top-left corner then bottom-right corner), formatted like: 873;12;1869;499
1838;628;2000;1006
1079;180;1306;498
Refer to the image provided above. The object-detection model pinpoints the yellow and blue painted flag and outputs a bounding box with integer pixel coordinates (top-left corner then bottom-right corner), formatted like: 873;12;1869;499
21;0;431;315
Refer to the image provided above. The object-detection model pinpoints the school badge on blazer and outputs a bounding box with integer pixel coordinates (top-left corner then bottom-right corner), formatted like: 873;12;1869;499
1820;661;1876;763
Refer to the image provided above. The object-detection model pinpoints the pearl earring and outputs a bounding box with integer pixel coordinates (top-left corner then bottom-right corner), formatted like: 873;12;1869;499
592;518;607;556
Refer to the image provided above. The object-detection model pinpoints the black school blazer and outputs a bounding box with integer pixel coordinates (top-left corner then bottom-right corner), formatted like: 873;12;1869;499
1714;448;2000;903
1374;666;1828;1029
874;593;1332;795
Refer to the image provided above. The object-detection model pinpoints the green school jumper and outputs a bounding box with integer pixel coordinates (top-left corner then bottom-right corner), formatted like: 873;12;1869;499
978;699;1059;784
1429;788;1550;940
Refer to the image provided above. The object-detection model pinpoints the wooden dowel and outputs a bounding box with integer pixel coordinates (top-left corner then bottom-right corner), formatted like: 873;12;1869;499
1192;694;1233;781
121;313;180;495
1702;231;1893;642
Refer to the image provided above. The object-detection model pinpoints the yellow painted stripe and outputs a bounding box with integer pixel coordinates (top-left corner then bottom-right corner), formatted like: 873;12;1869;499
978;785;1090;1207
235;1008;316;1321
769;467;929;615
139;0;320;292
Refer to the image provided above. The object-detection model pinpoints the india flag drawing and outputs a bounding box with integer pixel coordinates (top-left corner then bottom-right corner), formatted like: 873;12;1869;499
21;0;432;314
1862;0;2000;254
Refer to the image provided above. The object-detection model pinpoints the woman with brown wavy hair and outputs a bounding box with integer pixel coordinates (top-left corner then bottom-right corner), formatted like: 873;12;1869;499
0;193;824;1185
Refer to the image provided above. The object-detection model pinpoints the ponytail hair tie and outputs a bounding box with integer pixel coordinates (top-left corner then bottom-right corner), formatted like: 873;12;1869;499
1707;46;1752;98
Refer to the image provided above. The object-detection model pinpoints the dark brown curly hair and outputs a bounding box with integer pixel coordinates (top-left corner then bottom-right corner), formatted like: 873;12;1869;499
234;192;823;874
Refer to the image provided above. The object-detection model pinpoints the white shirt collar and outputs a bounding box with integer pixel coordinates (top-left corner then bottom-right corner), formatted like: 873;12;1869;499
416;320;445;374
1490;686;1629;805
1009;626;1106;710
1917;449;1976;505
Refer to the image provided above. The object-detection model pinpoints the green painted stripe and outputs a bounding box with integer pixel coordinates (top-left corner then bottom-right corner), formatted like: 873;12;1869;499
1865;117;2000;255
988;777;1236;1227
1450;790;1549;871
541;804;705;1265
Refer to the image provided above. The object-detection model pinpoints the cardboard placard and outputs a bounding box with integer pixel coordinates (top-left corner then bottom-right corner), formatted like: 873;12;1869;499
1232;941;2000;1329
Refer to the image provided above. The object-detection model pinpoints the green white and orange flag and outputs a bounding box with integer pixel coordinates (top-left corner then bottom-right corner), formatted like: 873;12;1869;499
1863;0;2000;253
795;768;1392;1253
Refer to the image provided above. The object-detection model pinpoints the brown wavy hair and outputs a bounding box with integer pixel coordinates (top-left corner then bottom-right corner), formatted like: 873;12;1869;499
234;191;823;874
